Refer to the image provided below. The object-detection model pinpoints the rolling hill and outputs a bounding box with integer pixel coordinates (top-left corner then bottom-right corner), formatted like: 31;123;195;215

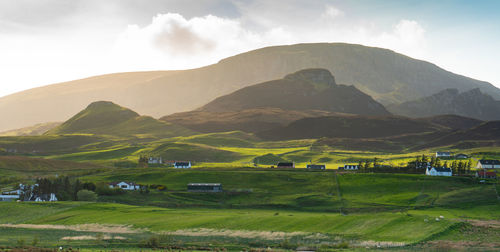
162;108;341;133
46;101;194;138
200;68;390;115
387;88;500;120
256;114;444;141
0;122;61;136
1;43;499;132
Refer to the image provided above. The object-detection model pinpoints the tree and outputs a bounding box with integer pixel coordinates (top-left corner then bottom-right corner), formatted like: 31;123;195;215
421;154;428;163
77;189;97;201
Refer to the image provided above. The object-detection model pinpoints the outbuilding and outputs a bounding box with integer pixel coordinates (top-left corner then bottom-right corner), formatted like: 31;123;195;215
174;161;192;169
187;183;222;192
307;164;326;170
426;167;452;176
277;162;294;168
475;171;497;179
109;181;140;190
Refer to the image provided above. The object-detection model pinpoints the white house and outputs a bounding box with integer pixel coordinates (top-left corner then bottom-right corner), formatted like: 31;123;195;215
174;161;191;169
342;164;359;170
436;152;452;158
34;193;58;202
0;194;20;202
476;160;500;169
109;181;140;190
148;157;163;164
426;167;452;176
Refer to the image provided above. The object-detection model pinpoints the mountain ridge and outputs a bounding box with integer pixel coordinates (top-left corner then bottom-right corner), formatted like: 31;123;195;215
1;42;499;132
387;88;500;120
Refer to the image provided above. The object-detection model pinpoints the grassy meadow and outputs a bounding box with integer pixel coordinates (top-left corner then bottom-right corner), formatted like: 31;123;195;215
1;130;500;250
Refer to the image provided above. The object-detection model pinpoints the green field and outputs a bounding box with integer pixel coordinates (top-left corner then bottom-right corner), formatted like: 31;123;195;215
1;129;500;250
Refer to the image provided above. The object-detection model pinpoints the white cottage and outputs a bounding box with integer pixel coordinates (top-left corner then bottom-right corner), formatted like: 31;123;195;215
426;167;452;176
436;152;452;158
174;162;192;169
109;181;140;190
148;157;163;164
476;160;500;169
342;164;359;170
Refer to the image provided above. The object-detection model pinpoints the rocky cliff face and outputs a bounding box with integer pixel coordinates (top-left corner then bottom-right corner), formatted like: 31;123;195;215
387;88;500;120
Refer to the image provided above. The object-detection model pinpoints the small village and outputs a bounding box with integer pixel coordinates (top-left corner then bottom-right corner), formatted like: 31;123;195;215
1;152;498;203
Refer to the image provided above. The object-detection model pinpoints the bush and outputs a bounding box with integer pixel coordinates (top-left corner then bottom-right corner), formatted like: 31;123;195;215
77;189;97;201
95;183;125;196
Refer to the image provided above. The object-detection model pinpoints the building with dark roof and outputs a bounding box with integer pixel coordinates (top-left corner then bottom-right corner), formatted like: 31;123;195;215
174;161;192;168
276;162;294;168
307;164;326;170
187;183;222;192
476;160;500;169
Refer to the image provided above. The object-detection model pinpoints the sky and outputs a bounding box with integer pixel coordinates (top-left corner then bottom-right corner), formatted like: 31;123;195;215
1;0;499;98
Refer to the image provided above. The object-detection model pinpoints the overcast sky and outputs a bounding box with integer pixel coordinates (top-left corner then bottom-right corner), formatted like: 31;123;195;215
1;0;499;97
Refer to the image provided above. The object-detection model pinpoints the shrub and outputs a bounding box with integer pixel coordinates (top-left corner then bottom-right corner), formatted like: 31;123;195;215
95;183;125;196
77;189;97;201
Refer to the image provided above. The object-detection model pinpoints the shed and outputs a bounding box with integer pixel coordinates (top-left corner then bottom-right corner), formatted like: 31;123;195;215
307;164;326;170
187;183;222;192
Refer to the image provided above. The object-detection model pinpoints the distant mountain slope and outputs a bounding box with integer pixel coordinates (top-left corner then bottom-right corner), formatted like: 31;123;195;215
200;69;390;115
256;115;444;141
162;108;341;133
1;43;499;132
387;88;500;120
418;121;500;149
0;122;61;136
419;114;483;131
47;101;194;138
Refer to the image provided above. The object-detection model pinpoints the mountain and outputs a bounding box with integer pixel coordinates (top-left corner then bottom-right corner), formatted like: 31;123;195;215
419;114;483;131
1;43;499;132
200;69;390;115
387;88;500;121
256;114;444;141
162;108;342;133
418;121;500;149
0;122;61;136
46;101;194;138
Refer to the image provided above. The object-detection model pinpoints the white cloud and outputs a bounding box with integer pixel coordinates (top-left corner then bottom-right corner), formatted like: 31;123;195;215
109;13;294;70
323;5;344;19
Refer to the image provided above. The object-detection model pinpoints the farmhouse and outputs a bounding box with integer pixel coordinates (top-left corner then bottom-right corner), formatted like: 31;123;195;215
277;162;294;168
436;152;452;158
148;157;163;164
426;167;452;176
476;160;500;169
340;164;359;170
455;153;469;159
174;161;191;168
187;183;222;192
0;194;19;202
307;164;326;170
34;193;58;202
475;171;497;179
109;181;140;190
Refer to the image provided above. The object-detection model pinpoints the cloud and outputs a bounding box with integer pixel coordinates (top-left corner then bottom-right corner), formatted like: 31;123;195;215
110;13;293;70
322;5;344;19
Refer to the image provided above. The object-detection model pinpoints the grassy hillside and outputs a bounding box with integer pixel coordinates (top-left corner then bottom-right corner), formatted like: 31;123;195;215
0;122;61;136
0;172;498;249
47;101;194;138
162;108;340;133
0;156;105;177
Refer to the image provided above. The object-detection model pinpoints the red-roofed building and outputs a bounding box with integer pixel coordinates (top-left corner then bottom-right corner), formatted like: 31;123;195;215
475;171;497;179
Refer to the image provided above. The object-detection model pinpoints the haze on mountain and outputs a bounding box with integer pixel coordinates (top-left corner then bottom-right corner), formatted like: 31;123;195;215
387;88;500;121
46;101;193;138
199;68;389;115
1;43;499;132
